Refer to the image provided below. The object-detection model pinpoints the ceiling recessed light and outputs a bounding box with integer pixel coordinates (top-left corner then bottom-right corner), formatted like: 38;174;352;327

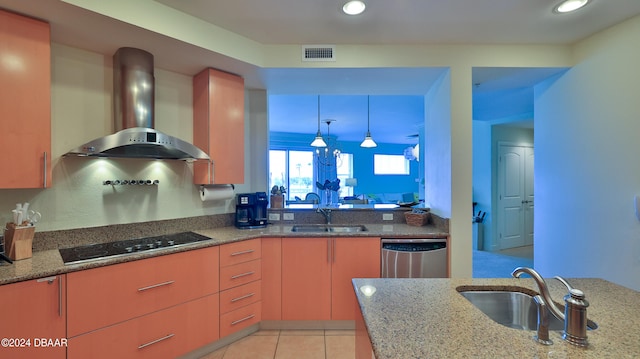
343;1;366;15
554;0;590;13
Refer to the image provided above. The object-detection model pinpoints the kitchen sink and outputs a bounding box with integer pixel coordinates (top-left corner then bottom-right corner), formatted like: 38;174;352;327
291;224;368;233
459;290;565;331
458;289;597;331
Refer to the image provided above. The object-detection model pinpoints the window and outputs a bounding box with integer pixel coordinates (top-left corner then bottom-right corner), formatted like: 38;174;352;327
336;153;354;197
269;150;314;200
374;154;410;175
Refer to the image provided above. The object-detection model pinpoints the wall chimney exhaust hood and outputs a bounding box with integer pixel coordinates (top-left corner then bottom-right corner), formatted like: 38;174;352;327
65;47;210;161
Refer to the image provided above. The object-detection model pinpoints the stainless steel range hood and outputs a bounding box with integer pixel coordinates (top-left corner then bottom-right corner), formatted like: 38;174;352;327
65;47;210;161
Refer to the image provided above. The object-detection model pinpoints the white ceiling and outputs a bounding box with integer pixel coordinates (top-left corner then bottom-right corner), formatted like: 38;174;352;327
155;0;640;46
1;0;639;143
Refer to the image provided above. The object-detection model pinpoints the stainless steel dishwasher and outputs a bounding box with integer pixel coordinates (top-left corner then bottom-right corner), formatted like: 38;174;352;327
381;238;447;278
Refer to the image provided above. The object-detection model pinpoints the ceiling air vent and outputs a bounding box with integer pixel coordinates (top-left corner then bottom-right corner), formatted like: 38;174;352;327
302;45;336;62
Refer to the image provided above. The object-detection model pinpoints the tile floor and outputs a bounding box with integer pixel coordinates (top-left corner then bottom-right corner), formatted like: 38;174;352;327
199;329;355;359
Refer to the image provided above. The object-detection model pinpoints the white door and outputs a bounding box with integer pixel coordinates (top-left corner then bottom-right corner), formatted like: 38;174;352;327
523;147;534;245
497;145;534;249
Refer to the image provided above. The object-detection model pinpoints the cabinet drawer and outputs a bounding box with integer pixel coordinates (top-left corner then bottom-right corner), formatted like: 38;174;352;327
220;259;261;291
68;294;219;359
220;301;261;338
220;238;261;267
220;280;262;314
67;246;219;337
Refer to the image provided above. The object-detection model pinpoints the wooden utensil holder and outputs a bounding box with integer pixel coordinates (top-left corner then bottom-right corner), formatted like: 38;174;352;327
4;222;34;260
270;195;284;208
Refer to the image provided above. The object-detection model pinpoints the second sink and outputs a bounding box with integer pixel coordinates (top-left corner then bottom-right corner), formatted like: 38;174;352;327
459;290;564;331
291;224;368;233
458;288;598;331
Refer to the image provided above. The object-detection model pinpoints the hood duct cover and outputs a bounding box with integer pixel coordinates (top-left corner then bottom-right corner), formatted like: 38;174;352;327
65;47;210;161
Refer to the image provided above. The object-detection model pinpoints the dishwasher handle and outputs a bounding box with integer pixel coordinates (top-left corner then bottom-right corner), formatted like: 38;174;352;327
382;242;446;252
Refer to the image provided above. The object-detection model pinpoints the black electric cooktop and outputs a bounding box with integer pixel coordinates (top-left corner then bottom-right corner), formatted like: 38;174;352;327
59;231;211;265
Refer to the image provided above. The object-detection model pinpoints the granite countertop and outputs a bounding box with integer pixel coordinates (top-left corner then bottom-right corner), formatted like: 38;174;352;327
353;277;640;358
0;223;447;286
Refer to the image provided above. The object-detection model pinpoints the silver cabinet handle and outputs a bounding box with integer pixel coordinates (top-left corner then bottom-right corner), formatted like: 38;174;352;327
138;334;175;349
231;249;255;256
37;276;56;283
58;275;62;317
43;152;48;188
231;314;255;326
332;238;336;263
327;238;331;263
138;280;175;292
231;292;255;302
230;271;254;279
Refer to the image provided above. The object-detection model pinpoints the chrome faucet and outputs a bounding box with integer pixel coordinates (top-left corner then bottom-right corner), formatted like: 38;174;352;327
512;267;589;347
317;208;332;224
532;294;553;345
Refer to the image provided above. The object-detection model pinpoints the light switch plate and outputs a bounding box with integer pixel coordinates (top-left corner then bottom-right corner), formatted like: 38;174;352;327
283;212;295;220
268;213;281;221
383;213;394;221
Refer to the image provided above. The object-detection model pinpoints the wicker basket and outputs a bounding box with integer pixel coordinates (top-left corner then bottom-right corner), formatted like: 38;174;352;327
404;211;430;226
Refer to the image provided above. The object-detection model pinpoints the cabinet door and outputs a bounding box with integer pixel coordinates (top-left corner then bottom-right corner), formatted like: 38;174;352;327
261;237;282;320
332;237;381;320
220;238;261;267
68;294;219;359
0;275;66;359
0;10;52;188
281;237;331;320
193;68;245;184
219;259;261;291
220;301;261;338
220;280;262;314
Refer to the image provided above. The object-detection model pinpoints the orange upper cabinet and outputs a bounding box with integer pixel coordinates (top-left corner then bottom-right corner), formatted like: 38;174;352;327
0;10;51;188
193;68;245;185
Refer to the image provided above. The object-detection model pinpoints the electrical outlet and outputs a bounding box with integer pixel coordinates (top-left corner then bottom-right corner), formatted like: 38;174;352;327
283;213;295;220
383;213;394;221
268;213;281;221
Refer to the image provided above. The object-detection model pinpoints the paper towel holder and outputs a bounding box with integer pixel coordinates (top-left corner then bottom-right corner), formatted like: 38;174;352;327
200;184;234;191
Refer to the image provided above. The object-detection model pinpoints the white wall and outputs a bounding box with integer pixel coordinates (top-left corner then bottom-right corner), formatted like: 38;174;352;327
472;121;491;248
0;44;262;231
535;15;640;290
424;71;452;218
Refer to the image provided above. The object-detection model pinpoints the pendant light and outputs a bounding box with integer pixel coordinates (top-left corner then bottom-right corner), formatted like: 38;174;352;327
360;96;377;148
310;95;327;147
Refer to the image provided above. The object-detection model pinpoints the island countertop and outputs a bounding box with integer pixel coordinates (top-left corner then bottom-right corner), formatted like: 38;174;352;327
353;277;640;359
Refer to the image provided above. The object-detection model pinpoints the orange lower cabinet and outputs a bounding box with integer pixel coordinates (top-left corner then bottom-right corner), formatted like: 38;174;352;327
261;237;282;320
355;298;374;359
0;275;66;359
220;301;261;338
281;237;332;320
282;236;380;321
220;280;262;314
220;259;262;291
331;237;381;320
67;294;219;359
67;246;219;338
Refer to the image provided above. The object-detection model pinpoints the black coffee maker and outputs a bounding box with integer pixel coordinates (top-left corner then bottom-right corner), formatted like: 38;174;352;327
235;192;268;229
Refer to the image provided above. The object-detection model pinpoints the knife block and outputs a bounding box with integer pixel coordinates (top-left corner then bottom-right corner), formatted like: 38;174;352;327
3;222;34;260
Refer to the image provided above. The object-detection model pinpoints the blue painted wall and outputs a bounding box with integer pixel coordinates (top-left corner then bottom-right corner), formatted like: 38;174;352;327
270;132;420;200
